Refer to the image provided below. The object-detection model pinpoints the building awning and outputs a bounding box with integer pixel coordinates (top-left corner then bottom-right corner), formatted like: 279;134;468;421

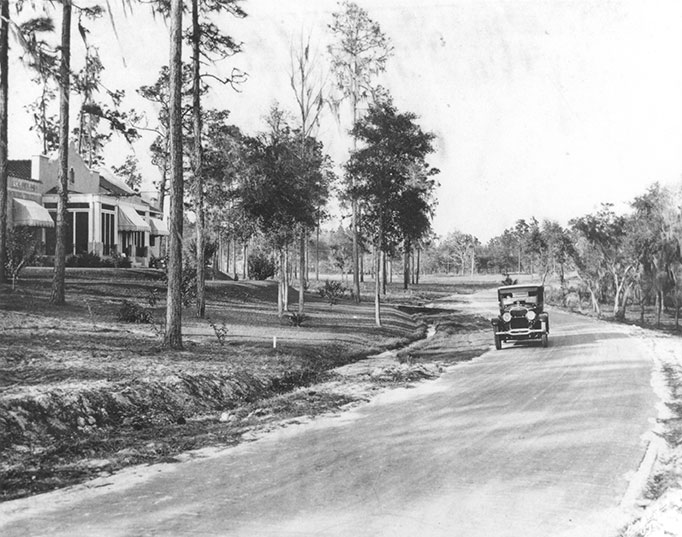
149;217;169;236
118;205;151;233
13;198;54;228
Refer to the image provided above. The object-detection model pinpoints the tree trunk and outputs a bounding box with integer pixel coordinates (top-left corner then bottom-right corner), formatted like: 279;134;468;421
0;0;8;284
381;250;387;295
403;240;409;290
656;290;662;328
164;0;184;349
588;287;601;317
315;221;320;282
50;0;72;305
242;242;247;279
374;243;381;327
416;247;421;285
298;227;306;314
191;0;206;319
157;159;168;219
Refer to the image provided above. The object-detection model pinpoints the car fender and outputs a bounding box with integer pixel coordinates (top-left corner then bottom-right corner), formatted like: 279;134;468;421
538;313;549;333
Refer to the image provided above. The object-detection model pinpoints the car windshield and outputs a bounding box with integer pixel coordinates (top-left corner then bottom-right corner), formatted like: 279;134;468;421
500;289;540;306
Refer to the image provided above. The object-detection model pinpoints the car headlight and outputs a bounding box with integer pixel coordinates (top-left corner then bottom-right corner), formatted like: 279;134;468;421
502;312;512;323
526;310;536;321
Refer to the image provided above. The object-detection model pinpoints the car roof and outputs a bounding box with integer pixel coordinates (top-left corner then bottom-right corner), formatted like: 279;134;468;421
497;284;544;292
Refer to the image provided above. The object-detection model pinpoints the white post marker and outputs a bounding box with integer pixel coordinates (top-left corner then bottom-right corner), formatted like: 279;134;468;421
273;336;277;349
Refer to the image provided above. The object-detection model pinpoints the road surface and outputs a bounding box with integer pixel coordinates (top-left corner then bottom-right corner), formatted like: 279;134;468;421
0;297;658;537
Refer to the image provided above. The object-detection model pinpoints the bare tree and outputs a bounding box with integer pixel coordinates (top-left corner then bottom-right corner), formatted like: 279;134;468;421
290;33;327;314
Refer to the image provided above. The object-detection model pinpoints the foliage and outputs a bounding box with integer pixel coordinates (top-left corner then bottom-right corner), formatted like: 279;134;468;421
570;204;635;318
317;280;347;306
346;95;437;323
347;96;437;254
149;255;166;269
248;253;276;280
117;300;153;324
240;108;332;245
207;317;229;346
66;251;103;268
287;312;307;327
328;1;393;109
5;227;41;290
112;154;143;191
328;226;354;277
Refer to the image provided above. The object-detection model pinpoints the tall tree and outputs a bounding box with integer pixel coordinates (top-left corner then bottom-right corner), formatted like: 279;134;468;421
164;0;183;349
0;4;57;283
0;0;8;284
50;0;72;305
289;34;328;314
328;0;392;303
241;109;332;315
347;97;436;327
570;204;635;318
186;0;245;318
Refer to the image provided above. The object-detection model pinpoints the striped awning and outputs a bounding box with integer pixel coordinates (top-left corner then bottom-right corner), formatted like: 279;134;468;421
13;198;54;228
149;217;169;236
118;205;150;233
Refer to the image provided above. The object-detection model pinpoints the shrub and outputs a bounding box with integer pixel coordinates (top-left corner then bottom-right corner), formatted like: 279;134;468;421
31;255;52;267
149;255;166;269
288;312;307;327
66;251;103;268
5;227;40;289
117;300;153;324
248;253;276;280
317;280;346;306
207;317;229;345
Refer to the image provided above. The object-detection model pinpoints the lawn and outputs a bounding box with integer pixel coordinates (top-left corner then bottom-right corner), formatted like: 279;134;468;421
1;268;494;501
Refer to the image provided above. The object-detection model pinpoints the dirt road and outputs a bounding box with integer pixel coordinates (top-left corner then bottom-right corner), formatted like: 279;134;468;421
0;299;658;536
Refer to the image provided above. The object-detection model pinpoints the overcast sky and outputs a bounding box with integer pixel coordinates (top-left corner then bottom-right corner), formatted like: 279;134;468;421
8;0;682;241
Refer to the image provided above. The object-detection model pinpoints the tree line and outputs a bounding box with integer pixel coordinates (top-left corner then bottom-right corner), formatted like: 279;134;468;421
0;1;439;347
427;182;682;327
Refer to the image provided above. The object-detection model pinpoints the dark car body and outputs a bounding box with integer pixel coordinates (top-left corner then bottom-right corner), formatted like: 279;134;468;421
491;284;549;349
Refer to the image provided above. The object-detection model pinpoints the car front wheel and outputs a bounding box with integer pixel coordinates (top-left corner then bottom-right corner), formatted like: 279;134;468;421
494;334;502;350
541;333;548;348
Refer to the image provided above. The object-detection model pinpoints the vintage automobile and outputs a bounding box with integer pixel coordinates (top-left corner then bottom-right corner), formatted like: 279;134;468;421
491;284;549;350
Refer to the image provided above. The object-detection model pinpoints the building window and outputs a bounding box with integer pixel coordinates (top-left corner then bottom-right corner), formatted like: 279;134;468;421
69;168;75;184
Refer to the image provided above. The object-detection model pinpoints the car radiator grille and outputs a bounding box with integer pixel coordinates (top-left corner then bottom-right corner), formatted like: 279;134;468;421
510;317;528;330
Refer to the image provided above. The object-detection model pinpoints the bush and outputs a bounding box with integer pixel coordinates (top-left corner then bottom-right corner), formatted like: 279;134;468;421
31;255;52;267
248;253;276;280
66;252;103;268
317;280;346;306
149;255;166;269
117;300;153;324
288;312;307;327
